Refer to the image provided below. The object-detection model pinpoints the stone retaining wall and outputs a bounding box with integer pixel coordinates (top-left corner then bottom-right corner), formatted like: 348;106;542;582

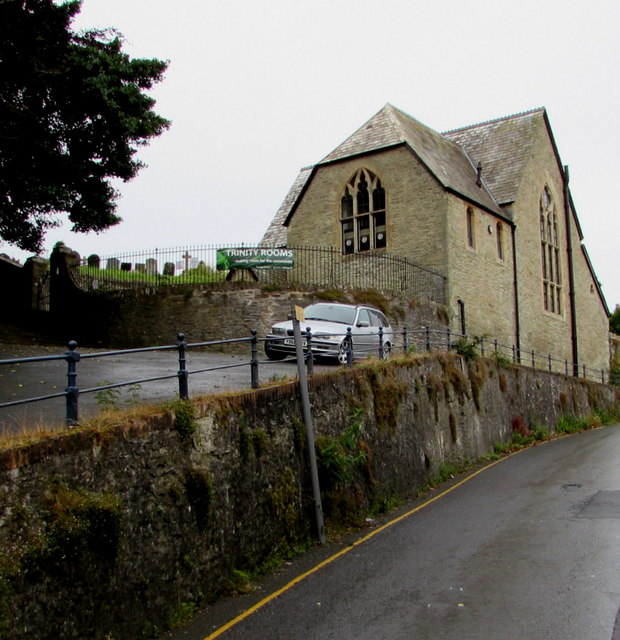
0;356;618;639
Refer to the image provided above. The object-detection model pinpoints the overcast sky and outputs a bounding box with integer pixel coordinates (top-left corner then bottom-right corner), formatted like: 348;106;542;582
3;0;619;308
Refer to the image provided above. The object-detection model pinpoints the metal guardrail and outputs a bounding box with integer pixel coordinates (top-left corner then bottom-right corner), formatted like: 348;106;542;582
0;327;612;427
69;244;447;303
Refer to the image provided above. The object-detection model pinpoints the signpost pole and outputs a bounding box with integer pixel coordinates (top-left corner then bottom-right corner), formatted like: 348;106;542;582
292;307;325;545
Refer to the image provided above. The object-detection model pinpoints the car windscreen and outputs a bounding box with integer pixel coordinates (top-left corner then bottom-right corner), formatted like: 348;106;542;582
303;304;356;325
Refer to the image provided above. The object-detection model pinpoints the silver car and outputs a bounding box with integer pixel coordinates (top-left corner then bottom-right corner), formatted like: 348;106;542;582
265;302;393;364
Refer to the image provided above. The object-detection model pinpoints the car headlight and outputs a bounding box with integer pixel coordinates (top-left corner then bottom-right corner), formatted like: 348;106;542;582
315;334;340;342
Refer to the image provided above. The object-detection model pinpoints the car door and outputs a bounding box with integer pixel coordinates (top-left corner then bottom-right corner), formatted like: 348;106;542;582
351;307;375;356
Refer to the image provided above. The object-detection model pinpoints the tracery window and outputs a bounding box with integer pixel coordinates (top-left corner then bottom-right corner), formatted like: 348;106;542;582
540;186;562;314
341;169;387;254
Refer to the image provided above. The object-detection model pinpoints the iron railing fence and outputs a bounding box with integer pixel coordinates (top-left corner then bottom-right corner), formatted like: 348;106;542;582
69;245;447;303
0;328;612;428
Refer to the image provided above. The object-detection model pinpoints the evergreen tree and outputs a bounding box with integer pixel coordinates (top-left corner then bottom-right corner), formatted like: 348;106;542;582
610;305;620;335
0;0;170;252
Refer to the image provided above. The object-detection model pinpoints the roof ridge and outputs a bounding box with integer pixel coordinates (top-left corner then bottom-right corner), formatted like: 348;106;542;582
443;107;546;135
387;104;446;137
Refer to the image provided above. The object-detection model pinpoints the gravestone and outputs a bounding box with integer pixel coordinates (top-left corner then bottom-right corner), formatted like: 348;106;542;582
121;262;132;272
106;258;120;271
146;258;158;275
135;263;146;273
87;254;100;269
163;262;175;276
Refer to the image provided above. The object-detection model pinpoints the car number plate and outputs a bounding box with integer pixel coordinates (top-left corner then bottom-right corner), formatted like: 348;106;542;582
284;339;307;347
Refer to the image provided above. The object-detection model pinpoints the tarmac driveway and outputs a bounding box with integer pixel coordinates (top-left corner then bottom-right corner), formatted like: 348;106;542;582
0;342;328;435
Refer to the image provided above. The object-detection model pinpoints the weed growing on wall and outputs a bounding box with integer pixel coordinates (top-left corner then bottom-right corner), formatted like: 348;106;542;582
454;336;483;360
171;399;198;444
315;409;368;486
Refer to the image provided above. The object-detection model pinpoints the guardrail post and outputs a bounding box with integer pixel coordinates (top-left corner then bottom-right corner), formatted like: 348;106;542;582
177;333;189;400
378;326;384;359
446;327;451;351
250;330;259;389
346;327;353;366
531;350;535;367
402;326;408;355
494;339;498;353
305;327;314;375
425;326;431;351
548;354;552;371
65;340;80;426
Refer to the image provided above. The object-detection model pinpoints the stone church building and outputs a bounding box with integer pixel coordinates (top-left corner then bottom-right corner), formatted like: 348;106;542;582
261;104;610;373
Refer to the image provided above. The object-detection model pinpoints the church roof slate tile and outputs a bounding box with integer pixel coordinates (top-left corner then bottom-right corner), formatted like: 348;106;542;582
443;108;546;205
320;104;504;217
261;105;551;245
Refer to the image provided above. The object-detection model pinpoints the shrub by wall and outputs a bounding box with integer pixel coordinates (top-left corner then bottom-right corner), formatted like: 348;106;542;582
0;356;618;639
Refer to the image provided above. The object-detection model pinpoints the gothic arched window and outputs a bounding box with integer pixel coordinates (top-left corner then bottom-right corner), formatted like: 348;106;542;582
340;169;387;254
540;186;562;314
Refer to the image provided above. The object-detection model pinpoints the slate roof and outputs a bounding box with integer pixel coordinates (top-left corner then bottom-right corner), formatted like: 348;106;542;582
261;104;550;245
443;108;546;206
320;104;503;218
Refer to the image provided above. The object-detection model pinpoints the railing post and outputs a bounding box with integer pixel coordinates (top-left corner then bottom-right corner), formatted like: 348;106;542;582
403;326;408;355
602;369;606;384
425;326;431;352
565;359;568;375
446;327;451;351
548;354;552;372
65;340;80;426
250;330;259;389
480;338;485;357
582;364;586;379
378;326;384;359
177;333;189;400
531;350;535;368
512;345;516;363
346;327;353;367
305;327;314;375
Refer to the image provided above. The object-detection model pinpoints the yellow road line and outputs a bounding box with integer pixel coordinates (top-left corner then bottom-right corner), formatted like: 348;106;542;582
203;453;517;640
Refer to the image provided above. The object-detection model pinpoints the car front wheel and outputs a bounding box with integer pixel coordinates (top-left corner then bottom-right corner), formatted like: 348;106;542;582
382;342;391;360
337;341;350;365
265;342;287;361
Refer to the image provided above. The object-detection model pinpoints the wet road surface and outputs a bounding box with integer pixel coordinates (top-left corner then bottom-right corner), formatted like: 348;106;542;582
167;425;620;640
0;343;329;434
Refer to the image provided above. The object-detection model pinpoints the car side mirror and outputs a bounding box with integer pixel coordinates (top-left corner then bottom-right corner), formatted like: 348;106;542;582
357;321;370;328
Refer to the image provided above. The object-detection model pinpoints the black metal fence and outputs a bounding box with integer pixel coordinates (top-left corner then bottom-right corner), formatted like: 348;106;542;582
69;245;447;303
0;328;612;429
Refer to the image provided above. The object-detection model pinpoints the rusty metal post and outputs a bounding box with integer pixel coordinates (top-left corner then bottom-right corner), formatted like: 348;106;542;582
177;333;189;400
250;330;259;389
65;340;80;426
305;327;314;375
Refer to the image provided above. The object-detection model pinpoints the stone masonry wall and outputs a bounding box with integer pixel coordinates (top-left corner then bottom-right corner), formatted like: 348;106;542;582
0;355;618;639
